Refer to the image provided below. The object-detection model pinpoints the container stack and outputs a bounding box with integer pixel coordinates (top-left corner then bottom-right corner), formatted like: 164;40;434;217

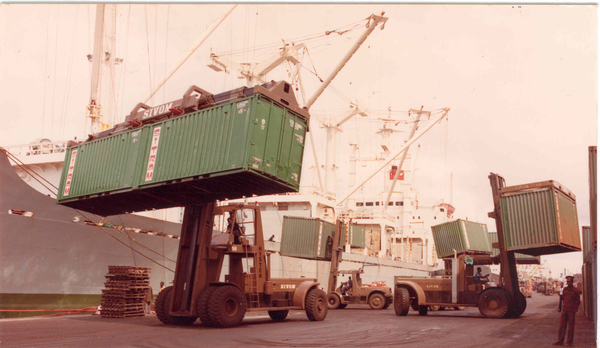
101;266;150;318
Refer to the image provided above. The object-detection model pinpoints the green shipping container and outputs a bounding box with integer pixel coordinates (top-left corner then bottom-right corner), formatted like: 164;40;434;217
431;219;492;259
280;216;335;260
499;181;581;256
488;232;540;264
348;224;366;248
57;82;309;216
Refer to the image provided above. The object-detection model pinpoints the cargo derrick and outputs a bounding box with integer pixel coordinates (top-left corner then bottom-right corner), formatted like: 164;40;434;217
393;173;581;318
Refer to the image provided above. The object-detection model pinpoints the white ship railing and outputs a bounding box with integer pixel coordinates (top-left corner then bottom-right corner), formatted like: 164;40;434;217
4;141;68;157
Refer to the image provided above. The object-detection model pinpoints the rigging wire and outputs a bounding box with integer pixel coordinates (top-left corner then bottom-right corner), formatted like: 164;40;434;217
50;5;61;140
3;148;176;272
58;5;80;140
118;4;132;120
144;5;154;104
162;4;170;103
42;6;51;138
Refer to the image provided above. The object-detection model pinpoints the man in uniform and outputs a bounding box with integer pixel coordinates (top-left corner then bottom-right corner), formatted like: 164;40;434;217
553;275;580;346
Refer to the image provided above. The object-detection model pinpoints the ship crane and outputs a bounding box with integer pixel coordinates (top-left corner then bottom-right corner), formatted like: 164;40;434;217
207;13;388;191
207;43;306;88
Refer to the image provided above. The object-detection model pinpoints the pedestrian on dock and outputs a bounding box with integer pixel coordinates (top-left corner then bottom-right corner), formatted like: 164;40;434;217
553;275;580;346
144;286;153;314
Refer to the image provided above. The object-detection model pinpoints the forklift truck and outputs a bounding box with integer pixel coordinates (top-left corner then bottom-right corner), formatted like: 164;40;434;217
155;203;328;328
394;173;528;318
326;221;393;310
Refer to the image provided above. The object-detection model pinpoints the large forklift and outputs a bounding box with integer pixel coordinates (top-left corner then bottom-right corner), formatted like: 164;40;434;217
326;221;393;310
394;173;528;318
155;203;328;328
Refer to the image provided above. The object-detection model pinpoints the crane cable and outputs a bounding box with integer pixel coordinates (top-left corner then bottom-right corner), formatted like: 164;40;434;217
2;148;177;272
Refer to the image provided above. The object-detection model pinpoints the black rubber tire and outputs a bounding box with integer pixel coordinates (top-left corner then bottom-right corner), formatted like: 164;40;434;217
337;304;348;309
305;288;328;321
155;286;197;325
207;285;246;328
326;293;341;309
368;293;386;310
382;297;391;310
418;305;428;316
509;292;527;318
197;286;217;326
394;287;410;316
478;288;510;319
268;310;289;321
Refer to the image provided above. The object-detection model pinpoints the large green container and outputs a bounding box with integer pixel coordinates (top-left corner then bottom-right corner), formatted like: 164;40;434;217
280;216;335;260
499;181;581;256
57;85;308;216
488;232;540;264
431;219;492;259
348;224;366;248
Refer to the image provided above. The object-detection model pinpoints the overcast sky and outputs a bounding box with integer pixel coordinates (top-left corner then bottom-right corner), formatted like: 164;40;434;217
0;4;596;278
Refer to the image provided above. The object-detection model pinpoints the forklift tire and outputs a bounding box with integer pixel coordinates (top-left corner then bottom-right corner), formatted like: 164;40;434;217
268;310;289;321
207;285;246;328
508;292;527;318
478;288;510;318
155;286;197;326
394;287;410;316
418;305;428;316
197;286;218;327
305;288;328;321
382;298;391;310
368;293;386;310
326;293;341;309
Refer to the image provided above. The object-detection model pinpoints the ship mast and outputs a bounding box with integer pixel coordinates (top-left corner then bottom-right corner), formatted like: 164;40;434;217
87;4;118;135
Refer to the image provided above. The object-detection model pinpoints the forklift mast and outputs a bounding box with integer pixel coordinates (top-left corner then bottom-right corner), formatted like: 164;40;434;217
488;173;520;303
169;203;268;317
327;220;344;293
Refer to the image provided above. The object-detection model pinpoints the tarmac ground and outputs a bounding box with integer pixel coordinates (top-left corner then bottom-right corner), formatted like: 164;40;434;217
0;291;596;348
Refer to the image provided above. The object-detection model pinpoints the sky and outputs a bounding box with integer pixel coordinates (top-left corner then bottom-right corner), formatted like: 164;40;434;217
0;4;596;279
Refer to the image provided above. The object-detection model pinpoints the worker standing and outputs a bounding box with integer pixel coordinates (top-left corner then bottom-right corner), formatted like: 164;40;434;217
552;275;580;346
144;285;153;314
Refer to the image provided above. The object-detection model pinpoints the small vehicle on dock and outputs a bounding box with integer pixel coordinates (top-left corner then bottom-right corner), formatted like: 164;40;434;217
326;268;392;310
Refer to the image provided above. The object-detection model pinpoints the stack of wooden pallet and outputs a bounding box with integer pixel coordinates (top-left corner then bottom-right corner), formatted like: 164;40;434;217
101;266;150;318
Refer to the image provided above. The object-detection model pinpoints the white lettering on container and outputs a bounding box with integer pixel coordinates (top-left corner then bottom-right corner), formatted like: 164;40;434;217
63;149;78;196
145;127;162;181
